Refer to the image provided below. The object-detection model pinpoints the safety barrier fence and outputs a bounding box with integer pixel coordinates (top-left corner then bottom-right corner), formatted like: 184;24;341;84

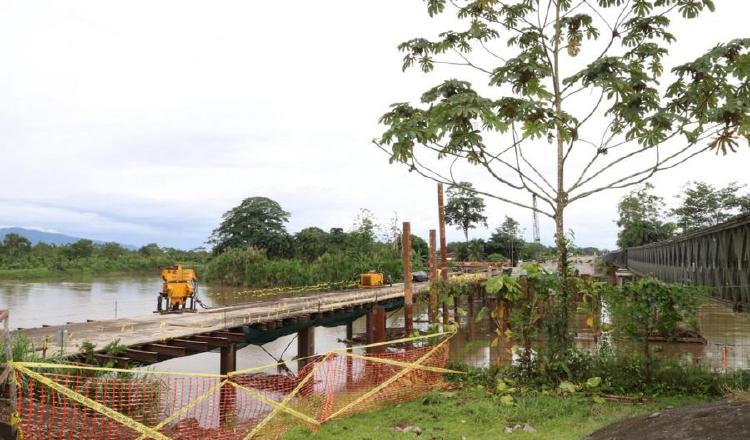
221;281;360;301
8;332;458;440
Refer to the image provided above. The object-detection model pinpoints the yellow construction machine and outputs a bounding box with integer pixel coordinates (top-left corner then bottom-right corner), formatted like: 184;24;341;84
359;272;384;288
156;265;199;313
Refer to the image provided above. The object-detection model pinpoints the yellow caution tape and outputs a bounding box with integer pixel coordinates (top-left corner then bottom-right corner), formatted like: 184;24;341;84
12;362;225;378
244;353;331;440
10;330;456;440
343;352;459;375
328;330;456;353
10;411;22;440
231;381;321;427
228;331;457;377
11;362;171;440
324;335;453;421
135;378;229;440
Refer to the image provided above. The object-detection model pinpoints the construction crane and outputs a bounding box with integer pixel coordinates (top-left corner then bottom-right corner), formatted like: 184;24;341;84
532;195;541;261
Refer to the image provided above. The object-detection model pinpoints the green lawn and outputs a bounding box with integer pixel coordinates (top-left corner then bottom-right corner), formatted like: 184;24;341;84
282;389;706;440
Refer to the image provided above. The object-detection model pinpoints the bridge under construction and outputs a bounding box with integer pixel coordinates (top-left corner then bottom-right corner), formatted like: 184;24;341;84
14;282;426;372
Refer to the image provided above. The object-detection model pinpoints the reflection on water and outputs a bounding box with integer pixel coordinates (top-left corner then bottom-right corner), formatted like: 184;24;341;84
2;276;749;373
0;275;268;330
446;297;750;372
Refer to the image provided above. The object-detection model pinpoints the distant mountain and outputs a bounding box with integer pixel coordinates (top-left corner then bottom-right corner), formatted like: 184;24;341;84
0;227;137;250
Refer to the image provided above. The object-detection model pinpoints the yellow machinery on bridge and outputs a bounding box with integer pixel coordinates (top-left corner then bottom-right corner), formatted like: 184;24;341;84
359;272;384;288
157;265;199;313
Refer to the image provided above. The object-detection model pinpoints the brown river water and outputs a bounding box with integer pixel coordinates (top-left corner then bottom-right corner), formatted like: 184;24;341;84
1;275;748;372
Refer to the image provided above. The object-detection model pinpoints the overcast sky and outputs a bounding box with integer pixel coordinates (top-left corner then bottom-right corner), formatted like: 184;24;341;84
1;1;748;250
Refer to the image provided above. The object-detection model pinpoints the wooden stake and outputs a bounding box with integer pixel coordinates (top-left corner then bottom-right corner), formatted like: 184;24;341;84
429;229;438;324
438;183;449;324
437;183;449;282
403;222;413;335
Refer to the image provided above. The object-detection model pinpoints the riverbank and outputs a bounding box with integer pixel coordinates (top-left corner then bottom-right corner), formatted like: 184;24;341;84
0;264;205;280
282;388;707;439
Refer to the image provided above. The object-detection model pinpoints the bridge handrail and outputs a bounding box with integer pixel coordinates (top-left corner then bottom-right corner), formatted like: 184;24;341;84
604;212;750;306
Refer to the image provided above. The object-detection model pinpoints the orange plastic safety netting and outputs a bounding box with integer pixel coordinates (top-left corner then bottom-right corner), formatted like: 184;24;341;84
10;332;456;440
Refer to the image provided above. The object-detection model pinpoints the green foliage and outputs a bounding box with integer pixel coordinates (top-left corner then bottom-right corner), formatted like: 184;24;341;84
485;274;521;300
0;233;31;259
205;206;430;287
616;183;676;248
607;278;707;342
671;181;750;232
293;227;330;262
0;334;64;365
204;246;408;288
0;239;208;278
62;239;94;260
284;377;708;440
208;196;292;257
486;216;525;265
376;0;750;295
444;182;488;242
605;277;708;381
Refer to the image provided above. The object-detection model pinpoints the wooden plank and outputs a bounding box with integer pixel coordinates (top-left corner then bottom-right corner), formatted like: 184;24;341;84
0;365;11;385
192;335;231;348
94;354;130;369
170;339;209;352
124;349;159;363
212;331;246;343
11;282;422;359
142;344;186;357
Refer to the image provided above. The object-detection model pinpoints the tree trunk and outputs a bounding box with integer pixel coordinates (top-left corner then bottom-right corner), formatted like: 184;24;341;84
551;1;571;350
644;338;653;384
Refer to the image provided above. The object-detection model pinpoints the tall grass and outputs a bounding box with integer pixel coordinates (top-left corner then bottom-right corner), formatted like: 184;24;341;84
203;247;413;287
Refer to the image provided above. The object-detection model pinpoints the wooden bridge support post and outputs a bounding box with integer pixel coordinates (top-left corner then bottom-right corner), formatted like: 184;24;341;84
607;266;617;286
219;343;236;423
367;305;386;354
297;327;315;371
429;229;438;324
403;222;413;335
438;183;450;325
437;183;448;282
345;321;353;388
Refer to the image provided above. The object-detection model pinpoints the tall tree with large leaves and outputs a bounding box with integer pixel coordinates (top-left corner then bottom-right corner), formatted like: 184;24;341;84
375;0;750;280
616;183;675;247
671;181;750;232
209;197;292;258
445;181;489;241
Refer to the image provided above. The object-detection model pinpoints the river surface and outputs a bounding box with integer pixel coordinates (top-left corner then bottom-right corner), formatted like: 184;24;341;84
1;275;749;372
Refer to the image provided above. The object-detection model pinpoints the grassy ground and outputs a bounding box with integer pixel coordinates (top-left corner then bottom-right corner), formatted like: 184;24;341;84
283;389;706;440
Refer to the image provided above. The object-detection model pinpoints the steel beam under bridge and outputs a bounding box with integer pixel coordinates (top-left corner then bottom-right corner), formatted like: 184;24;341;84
606;213;750;307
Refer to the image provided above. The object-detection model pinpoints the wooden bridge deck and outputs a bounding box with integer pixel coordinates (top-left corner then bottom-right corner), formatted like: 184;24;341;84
14;282;423;364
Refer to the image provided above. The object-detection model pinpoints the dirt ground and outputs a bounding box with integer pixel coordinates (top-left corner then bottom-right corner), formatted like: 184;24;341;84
587;399;750;440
